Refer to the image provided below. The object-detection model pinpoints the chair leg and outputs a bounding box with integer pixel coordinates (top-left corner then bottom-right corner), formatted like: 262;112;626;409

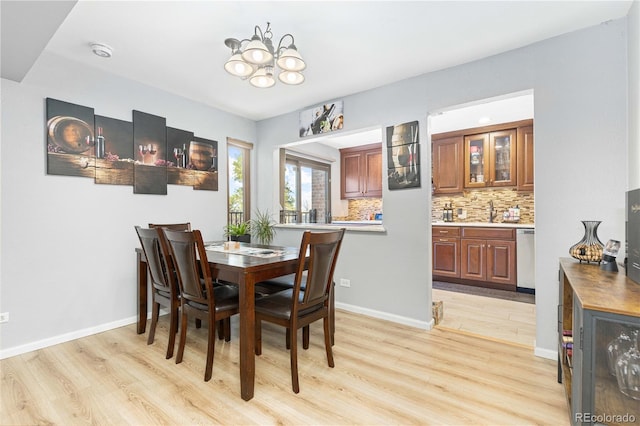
224;318;231;342
303;325;310;350
166;307;178;359
330;282;335;346
255;318;263;355
147;302;160;345
290;325;300;393
176;310;188;364
286;328;291;349
204;317;216;382
195;318;202;329
323;316;334;368
217;320;225;340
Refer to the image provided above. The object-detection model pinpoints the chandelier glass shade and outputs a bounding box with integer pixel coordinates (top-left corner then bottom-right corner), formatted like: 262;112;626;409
224;22;306;88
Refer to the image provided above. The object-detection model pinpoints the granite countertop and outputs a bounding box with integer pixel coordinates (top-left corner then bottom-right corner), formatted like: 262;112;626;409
432;221;535;229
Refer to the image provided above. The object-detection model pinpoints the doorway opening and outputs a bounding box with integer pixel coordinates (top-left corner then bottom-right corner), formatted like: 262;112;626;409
428;90;536;348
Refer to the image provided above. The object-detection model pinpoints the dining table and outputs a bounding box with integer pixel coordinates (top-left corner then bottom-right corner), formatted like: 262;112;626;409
135;241;305;401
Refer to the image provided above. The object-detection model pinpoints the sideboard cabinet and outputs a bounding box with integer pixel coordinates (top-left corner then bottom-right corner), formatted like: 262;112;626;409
558;258;640;425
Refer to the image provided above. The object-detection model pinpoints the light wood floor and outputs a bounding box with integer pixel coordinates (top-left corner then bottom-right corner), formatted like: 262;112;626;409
432;288;536;347
1;310;567;425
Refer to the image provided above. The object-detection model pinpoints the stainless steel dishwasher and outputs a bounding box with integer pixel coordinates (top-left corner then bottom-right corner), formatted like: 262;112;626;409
516;228;535;293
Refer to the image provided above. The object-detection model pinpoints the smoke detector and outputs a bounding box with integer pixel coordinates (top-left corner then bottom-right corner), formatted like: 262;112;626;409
90;42;113;58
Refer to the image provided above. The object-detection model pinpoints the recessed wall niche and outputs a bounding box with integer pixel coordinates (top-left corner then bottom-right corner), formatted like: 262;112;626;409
45;98;218;194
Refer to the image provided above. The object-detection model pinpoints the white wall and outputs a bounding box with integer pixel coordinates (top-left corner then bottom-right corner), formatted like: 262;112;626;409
256;18;630;357
0;52;256;356
1;15;633;358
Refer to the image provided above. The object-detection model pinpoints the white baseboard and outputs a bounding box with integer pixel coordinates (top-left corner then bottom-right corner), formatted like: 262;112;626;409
335;302;433;330
534;346;557;360
0;315;140;360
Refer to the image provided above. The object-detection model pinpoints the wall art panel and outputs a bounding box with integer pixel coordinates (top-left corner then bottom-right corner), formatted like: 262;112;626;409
46;98;95;178
133;110;167;195
94;115;133;185
386;120;420;190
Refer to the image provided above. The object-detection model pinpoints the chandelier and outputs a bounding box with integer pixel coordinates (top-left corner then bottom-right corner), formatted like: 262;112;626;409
224;22;306;88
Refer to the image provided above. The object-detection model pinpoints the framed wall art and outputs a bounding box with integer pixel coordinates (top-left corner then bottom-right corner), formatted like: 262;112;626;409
299;100;344;137
386;120;420;190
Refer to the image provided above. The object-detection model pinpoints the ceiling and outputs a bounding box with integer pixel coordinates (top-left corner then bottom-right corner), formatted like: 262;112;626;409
1;1;633;126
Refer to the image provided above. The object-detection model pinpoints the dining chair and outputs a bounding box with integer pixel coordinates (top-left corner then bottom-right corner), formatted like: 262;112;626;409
254;228;345;393
161;228;240;382
148;222;191;231
134;226;180;359
254;272;336;347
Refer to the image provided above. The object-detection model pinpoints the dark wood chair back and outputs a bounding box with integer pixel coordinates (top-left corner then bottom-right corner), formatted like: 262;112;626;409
149;222;191;231
162;229;210;306
293;229;345;315
135;226;172;295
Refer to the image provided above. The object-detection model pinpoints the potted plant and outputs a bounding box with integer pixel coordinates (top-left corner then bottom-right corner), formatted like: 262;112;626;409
250;209;277;245
223;221;251;243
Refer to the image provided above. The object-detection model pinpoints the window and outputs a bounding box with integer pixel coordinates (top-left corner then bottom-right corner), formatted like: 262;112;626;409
227;138;252;225
281;151;331;224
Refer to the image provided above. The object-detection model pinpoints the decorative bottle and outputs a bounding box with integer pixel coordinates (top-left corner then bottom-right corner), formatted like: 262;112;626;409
569;220;604;264
95;126;105;159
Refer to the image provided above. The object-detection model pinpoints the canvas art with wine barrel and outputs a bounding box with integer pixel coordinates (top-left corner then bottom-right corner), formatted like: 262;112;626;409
45;98;218;194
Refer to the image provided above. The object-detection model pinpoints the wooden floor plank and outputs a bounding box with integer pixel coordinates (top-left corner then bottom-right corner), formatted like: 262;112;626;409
1;310;567;425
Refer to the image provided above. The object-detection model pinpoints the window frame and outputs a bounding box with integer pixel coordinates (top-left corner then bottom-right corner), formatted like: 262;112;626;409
281;150;332;224
227;138;253;224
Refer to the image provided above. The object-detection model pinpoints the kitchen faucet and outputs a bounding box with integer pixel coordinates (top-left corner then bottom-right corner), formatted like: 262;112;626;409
489;200;497;223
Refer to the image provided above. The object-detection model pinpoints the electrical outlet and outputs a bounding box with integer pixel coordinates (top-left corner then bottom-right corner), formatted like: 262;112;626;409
0;312;9;323
339;278;350;288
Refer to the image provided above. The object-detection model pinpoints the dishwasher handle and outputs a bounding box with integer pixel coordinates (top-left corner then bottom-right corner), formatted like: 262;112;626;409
517;229;535;235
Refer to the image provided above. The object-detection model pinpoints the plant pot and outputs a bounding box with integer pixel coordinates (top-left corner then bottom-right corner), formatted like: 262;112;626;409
230;234;251;243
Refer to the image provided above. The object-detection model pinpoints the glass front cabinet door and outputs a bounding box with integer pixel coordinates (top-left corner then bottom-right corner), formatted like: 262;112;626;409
464;129;516;188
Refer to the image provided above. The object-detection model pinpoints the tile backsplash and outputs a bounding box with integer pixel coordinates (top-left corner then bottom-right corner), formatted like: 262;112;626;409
337;190;533;224
335;198;383;221
432;189;534;224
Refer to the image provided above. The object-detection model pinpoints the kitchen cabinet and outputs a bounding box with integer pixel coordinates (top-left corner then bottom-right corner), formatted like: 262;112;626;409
460;227;516;287
430;119;533;192
558;259;640;425
340;143;382;199
517;125;534;191
432;226;460;278
432;136;464;194
464;129;516;188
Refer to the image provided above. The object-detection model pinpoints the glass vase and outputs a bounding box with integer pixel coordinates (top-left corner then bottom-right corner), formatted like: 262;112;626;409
569;220;604;264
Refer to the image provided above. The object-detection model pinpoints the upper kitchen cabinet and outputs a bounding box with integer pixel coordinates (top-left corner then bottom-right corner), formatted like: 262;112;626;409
464;129;516;188
431;119;533;193
432;135;464;194
517;125;534;191
340;143;382;199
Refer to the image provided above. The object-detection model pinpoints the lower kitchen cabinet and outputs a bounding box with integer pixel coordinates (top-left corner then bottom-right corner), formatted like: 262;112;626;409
558;258;640;426
433;226;517;289
432;226;460;278
460;227;516;287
